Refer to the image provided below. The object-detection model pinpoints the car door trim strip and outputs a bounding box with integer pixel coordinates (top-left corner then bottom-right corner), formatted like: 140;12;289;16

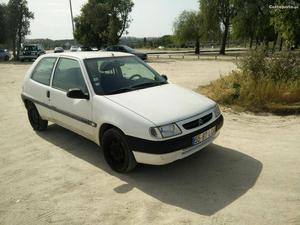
21;94;97;128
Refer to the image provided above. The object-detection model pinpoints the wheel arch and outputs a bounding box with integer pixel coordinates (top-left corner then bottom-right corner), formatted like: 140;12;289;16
99;123;125;146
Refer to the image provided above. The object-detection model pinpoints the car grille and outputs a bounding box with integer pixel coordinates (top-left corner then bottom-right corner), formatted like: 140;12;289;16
182;113;213;130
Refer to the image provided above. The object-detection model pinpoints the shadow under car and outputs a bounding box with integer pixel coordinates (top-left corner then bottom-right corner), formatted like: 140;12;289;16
37;124;263;216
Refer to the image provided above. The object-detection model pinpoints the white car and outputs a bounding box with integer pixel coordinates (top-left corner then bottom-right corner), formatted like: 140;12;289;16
21;52;223;173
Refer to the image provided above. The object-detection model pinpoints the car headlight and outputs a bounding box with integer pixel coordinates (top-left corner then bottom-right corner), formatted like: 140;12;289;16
214;104;221;118
150;123;182;139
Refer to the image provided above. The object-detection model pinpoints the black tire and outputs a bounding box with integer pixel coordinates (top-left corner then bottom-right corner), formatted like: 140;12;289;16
4;55;9;61
26;102;48;131
102;128;137;173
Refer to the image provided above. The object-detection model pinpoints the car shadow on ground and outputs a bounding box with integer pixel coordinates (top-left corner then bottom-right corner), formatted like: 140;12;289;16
38;124;263;216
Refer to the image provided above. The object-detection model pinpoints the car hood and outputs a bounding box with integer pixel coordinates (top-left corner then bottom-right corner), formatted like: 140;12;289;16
105;84;216;125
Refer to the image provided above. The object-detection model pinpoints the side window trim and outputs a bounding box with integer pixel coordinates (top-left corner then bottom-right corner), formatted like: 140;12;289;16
50;57;90;95
49;57;60;87
30;57;58;86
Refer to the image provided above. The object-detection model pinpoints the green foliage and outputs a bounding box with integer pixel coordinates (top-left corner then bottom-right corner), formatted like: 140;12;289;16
199;50;300;113
74;0;134;48
173;10;203;53
271;0;300;47
199;0;221;42
174;11;202;43
0;4;7;45
6;0;34;58
238;49;299;82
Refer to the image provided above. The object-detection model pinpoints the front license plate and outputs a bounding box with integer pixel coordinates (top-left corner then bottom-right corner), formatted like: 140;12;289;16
192;126;216;146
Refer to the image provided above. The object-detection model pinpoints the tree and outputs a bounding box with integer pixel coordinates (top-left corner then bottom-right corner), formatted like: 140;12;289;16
217;0;238;55
0;4;8;45
7;0;34;59
200;0;239;54
74;0;134;48
232;1;258;48
173;10;203;54
199;0;221;44
232;0;277;49
271;0;300;49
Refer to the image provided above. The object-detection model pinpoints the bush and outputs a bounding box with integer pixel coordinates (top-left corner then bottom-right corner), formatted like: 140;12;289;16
198;50;300;114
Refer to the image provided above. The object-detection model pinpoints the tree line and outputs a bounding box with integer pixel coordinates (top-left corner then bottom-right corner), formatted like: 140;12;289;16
174;0;300;54
0;0;34;59
74;0;134;49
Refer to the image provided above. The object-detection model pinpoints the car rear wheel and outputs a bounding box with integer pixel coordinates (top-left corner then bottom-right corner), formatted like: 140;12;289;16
4;55;9;61
26;102;48;131
102;128;137;173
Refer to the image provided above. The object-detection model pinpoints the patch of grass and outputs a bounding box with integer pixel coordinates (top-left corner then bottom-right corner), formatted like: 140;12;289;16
197;50;300;115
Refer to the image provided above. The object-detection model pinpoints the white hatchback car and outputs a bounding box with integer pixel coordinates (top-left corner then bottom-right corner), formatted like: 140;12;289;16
21;52;223;173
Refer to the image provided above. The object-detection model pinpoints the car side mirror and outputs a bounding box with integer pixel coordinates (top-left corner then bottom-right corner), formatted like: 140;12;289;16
67;88;89;100
161;74;168;81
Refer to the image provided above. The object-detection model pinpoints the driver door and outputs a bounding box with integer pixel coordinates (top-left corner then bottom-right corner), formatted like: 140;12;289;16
49;57;95;139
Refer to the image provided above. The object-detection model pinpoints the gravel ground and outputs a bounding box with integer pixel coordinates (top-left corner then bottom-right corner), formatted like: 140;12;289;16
0;60;299;225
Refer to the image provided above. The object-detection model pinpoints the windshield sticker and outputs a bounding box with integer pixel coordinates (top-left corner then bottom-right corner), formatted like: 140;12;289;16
95;82;100;86
93;77;99;82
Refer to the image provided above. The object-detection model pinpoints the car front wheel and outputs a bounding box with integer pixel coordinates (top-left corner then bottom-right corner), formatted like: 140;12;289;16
26;102;48;131
102;128;137;173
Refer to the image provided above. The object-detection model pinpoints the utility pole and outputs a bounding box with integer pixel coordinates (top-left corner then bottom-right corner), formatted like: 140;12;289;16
69;0;75;40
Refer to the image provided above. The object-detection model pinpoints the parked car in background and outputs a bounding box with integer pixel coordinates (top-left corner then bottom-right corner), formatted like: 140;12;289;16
19;44;46;61
77;46;93;52
54;47;64;53
105;45;147;60
0;49;11;61
21;52;223;173
70;46;78;52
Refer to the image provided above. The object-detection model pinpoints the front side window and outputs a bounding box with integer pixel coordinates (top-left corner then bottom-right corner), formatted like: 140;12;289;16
31;57;57;85
52;58;88;93
84;56;167;95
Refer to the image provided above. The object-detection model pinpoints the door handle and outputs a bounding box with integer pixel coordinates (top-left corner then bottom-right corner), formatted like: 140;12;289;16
46;90;50;98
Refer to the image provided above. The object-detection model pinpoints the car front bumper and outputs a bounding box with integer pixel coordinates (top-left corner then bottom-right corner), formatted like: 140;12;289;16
133;131;220;165
127;114;224;165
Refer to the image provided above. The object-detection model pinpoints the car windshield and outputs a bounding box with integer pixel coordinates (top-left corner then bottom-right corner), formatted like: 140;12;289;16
23;45;37;51
84;56;167;95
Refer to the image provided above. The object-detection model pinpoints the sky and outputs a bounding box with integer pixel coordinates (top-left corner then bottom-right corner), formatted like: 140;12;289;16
0;0;199;40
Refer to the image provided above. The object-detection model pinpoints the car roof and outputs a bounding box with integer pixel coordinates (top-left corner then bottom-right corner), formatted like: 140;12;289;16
44;51;133;59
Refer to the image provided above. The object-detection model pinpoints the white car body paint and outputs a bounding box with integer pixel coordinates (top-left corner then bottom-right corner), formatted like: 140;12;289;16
22;52;223;165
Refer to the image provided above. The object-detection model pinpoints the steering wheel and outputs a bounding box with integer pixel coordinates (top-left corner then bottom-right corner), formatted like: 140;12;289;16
129;74;142;80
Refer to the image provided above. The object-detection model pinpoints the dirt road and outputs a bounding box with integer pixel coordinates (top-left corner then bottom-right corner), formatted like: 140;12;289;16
0;60;299;225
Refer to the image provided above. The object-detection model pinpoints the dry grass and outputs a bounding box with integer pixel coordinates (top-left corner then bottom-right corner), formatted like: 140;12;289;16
198;71;300;114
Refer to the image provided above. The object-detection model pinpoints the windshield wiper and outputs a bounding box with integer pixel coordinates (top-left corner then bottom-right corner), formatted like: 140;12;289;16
131;81;167;89
106;81;167;95
106;87;134;95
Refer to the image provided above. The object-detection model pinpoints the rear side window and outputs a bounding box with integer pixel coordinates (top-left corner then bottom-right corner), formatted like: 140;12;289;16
52;58;87;93
31;57;57;85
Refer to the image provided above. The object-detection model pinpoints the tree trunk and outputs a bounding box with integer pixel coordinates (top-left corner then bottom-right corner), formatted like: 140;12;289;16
264;39;269;52
249;35;253;49
272;33;279;53
279;37;283;51
17;26;22;60
219;18;229;55
12;37;16;60
255;37;259;49
195;39;200;55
